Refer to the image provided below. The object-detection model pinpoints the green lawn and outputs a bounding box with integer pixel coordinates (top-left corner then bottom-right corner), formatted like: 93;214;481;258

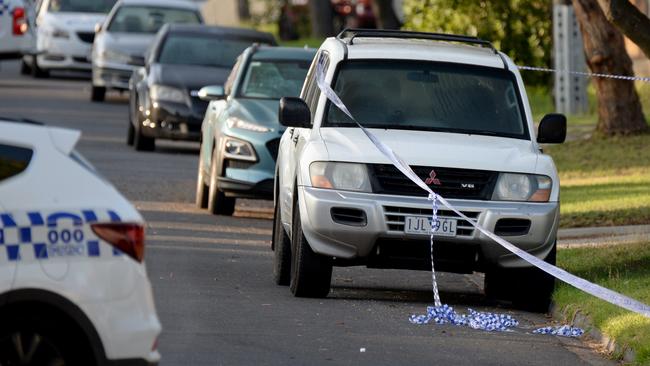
555;242;650;364
528;83;650;228
545;134;650;228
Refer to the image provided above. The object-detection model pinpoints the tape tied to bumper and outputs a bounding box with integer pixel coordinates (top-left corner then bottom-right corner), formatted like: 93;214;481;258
315;58;650;319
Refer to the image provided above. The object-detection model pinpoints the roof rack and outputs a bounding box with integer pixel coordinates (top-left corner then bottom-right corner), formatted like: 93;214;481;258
336;28;497;54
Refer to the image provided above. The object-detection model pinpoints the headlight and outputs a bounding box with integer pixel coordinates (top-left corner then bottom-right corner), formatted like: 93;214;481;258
150;85;187;103
310;162;371;192
223;137;257;162
101;49;131;64
226;117;270;133
51;27;70;38
492;173;552;202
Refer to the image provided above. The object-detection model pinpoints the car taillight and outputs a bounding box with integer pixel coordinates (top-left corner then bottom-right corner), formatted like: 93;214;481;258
13;7;27;36
91;223;145;262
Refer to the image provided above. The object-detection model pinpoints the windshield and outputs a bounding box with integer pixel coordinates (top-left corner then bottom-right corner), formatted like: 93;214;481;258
326;60;528;139
239;60;311;100
48;0;117;13
107;6;200;34
158;35;256;68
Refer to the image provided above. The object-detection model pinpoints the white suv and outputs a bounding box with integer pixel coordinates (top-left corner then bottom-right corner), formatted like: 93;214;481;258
272;30;566;311
0;119;161;365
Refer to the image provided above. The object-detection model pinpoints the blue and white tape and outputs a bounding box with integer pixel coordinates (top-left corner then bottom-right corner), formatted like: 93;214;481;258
517;65;650;83
315;58;650;321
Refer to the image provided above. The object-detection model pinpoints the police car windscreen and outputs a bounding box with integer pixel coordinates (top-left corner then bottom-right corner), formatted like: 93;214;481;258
325;60;529;140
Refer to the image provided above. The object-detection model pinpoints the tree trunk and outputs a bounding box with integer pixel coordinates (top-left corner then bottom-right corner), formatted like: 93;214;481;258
598;0;650;59
308;0;335;37
238;0;250;20
372;0;401;29
572;0;648;135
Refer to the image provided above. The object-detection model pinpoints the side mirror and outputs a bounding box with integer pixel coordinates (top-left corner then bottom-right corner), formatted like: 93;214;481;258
537;113;566;144
279;97;310;128
94;22;102;33
198;85;225;101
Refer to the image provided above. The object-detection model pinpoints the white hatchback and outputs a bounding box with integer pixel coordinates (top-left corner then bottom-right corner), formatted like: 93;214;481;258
24;0;116;77
0;119;161;365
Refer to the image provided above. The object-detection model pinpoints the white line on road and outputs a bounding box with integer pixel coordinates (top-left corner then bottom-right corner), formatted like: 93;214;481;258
148;234;269;247
146;221;272;236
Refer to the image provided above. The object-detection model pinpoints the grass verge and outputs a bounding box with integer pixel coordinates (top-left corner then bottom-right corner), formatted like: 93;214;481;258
555;242;650;364
544;134;650;228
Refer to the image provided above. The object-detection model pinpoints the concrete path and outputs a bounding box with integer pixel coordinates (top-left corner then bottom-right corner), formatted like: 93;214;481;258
558;224;650;248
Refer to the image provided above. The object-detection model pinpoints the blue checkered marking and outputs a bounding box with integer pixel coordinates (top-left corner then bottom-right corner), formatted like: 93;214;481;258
1;210;123;261
0;0;10;16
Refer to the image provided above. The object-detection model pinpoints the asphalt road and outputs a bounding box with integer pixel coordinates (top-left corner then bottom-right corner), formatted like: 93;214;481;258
0;61;614;366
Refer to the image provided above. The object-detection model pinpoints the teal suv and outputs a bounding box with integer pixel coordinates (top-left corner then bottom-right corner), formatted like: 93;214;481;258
196;45;316;215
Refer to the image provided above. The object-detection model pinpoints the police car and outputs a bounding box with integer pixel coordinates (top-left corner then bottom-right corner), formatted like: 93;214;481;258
0;0;30;60
0;118;161;365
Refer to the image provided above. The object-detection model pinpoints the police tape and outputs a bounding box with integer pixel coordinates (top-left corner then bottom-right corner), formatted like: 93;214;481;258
517;65;650;83
315;59;650;319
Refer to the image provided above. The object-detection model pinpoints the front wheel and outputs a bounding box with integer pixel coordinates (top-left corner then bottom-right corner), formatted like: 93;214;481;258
289;202;332;298
133;125;155;151
31;55;49;78
207;149;235;215
272;195;291;286
195;146;209;209
91;86;106;102
484;243;556;313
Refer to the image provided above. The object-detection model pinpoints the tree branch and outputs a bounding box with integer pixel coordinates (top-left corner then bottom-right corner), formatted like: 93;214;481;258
598;0;650;59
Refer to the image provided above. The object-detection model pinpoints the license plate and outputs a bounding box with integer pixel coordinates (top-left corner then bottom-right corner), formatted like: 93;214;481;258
404;216;457;237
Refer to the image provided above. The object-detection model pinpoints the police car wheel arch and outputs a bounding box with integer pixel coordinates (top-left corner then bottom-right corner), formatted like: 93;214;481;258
0;288;106;364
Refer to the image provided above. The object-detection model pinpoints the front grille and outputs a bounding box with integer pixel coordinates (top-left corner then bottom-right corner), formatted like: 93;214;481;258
76;32;94;43
383;205;480;237
370;164;498;200
266;138;281;161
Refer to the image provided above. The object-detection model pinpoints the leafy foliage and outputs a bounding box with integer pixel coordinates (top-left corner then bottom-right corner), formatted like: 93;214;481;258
402;0;552;85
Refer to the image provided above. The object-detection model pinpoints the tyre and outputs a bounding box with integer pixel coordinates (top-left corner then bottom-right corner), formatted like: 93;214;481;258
484;243;556;313
20;59;31;75
127;122;135;146
0;309;94;366
289;201;332;297
207;149;235;215
31;55;49;78
272;195;291;286
195;146;209;209
133;124;155;152
91;86;106;102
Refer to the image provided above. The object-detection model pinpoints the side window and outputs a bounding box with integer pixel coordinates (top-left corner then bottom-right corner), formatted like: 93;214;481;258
301;51;329;122
0;144;33;182
225;56;243;96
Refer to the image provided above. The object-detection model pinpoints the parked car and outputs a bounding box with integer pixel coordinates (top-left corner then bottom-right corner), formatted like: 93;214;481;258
128;24;276;151
91;0;203;102
272;30;566;312
0;118;161;365
22;0;117;78
0;0;31;61
196;46;316;215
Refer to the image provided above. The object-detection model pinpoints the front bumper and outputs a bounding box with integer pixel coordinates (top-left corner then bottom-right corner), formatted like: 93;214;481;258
93;65;134;90
139;100;206;142
298;187;559;270
36;35;93;71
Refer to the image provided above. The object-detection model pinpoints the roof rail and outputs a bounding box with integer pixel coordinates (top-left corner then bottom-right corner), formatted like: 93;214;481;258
336;28;497;54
